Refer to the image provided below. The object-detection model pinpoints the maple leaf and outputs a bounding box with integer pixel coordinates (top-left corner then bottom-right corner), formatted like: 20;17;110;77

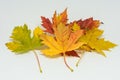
79;28;117;56
77;17;100;30
40;23;84;71
71;23;80;31
41;16;53;34
70;17;101;31
6;24;43;73
61;50;80;57
41;9;82;58
52;8;68;27
41;9;68;34
6;24;43;53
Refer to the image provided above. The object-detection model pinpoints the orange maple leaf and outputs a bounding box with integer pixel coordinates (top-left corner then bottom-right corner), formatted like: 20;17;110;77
52;8;68;27
41;9;68;34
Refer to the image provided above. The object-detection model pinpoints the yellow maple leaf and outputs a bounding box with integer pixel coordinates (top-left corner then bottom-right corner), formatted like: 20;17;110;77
72;23;81;31
79;28;117;56
40;23;84;71
33;26;43;38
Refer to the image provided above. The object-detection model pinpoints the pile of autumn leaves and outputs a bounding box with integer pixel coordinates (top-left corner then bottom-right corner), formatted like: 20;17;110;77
6;9;116;72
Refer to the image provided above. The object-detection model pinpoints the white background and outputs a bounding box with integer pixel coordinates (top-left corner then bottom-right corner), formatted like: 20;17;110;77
0;0;120;80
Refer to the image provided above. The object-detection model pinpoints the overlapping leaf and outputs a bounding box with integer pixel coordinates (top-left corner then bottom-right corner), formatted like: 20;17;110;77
52;8;68;27
76;17;100;30
40;23;84;71
40;23;84;56
79;28;117;56
70;17;101;31
41;16;53;34
41;9;67;34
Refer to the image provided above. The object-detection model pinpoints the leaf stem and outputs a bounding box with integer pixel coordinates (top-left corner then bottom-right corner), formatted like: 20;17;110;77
76;58;81;67
76;52;84;67
63;52;73;72
33;50;42;73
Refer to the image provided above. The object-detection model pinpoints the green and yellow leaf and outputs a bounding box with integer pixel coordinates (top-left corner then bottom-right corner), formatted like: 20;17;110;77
6;24;43;53
79;28;117;56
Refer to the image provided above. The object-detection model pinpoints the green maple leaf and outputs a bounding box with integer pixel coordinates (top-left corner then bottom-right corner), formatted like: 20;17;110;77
6;24;43;72
6;24;43;53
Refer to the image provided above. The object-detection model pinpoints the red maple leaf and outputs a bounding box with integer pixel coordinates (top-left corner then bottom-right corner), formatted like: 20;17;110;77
61;50;80;57
69;17;100;31
76;17;100;30
41;16;54;34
